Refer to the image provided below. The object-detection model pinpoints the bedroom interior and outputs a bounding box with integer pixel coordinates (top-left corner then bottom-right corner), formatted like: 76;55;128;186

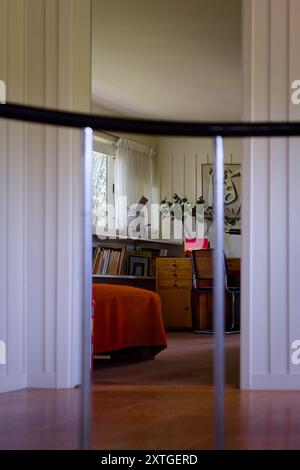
1;0;300;452
90;0;242;449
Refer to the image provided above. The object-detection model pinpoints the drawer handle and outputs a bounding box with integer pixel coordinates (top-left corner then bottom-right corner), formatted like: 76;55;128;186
173;263;177;267
184;307;189;310
173;283;178;287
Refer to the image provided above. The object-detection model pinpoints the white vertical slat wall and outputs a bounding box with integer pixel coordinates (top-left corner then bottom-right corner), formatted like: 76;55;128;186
0;0;91;393
159;138;241;204
158;138;242;257
242;0;300;389
0;0;27;392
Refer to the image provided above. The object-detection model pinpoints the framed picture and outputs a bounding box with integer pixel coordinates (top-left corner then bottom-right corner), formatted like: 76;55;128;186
202;163;241;227
128;255;149;277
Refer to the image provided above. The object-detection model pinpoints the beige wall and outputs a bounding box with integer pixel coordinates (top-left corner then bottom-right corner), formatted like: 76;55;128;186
0;0;91;392
91;0;241;121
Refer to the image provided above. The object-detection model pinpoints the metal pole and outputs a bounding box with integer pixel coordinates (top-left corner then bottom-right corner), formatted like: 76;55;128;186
213;136;225;450
81;127;93;450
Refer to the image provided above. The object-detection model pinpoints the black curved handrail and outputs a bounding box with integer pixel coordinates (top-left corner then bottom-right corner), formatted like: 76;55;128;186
1;102;300;137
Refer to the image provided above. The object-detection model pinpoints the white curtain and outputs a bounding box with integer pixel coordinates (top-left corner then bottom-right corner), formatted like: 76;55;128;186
115;138;158;236
92;151;107;231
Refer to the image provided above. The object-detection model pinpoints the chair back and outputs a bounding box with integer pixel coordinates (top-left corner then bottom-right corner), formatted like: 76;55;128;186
224;257;240;288
191;249;233;288
191;249;214;278
191;249;214;289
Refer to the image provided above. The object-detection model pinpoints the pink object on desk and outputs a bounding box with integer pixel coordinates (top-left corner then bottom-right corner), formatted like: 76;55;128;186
184;238;210;252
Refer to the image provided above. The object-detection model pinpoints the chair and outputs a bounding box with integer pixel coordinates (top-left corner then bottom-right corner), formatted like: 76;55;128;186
224;256;240;332
190;249;240;334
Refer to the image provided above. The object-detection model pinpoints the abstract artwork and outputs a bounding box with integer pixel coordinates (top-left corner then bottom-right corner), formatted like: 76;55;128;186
202;164;241;228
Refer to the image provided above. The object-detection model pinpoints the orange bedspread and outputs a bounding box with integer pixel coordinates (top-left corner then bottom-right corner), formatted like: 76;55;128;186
92;284;167;357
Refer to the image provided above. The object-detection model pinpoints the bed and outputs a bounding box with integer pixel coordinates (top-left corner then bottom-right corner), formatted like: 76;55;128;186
92;284;167;359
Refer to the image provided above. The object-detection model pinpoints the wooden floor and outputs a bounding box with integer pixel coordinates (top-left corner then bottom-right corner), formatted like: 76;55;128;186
93;332;239;387
92;385;300;450
1;334;300;449
0;388;81;450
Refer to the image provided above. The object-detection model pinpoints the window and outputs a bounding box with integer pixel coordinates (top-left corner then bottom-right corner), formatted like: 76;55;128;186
92;151;115;232
92;138;159;238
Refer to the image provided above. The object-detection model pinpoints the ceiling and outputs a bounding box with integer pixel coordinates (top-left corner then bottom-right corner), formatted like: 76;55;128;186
92;0;241;121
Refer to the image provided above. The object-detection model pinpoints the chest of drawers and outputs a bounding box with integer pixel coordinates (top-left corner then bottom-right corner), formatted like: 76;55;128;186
156;257;192;330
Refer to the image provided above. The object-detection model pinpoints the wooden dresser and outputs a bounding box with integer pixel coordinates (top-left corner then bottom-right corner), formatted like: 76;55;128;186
156;256;241;331
156;257;192;330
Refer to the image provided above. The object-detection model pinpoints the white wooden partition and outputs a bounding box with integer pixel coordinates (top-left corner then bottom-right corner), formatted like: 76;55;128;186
241;0;300;389
0;0;91;393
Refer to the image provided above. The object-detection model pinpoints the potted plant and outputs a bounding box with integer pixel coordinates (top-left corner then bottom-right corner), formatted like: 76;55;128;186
160;194;205;239
160;194;240;236
160;194;205;219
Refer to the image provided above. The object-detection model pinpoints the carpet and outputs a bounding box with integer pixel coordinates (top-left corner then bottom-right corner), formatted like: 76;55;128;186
93;332;240;387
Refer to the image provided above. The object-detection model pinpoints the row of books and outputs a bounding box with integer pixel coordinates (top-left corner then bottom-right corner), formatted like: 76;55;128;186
134;247;168;276
92;247;126;275
92;245;169;276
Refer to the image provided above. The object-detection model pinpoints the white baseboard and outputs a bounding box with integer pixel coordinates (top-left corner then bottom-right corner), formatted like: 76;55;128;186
247;374;300;390
0;373;27;393
0;371;76;391
27;372;56;388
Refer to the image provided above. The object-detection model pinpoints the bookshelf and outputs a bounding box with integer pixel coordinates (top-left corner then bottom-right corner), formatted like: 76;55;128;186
92;236;183;291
